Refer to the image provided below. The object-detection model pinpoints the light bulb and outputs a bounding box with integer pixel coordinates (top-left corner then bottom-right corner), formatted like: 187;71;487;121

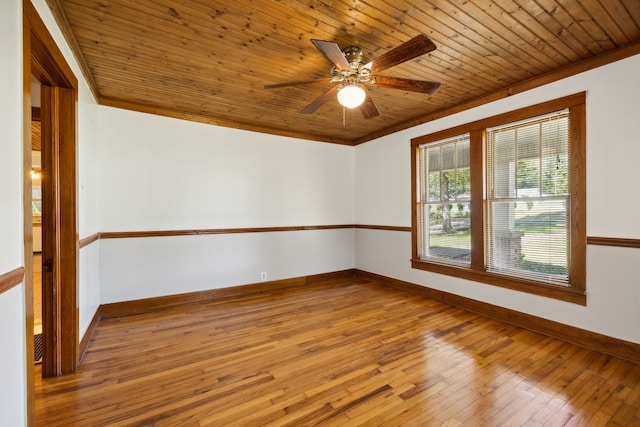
337;85;366;109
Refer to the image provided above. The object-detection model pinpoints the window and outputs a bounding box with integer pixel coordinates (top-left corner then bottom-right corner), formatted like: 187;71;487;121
486;110;570;285
411;94;586;304
418;134;471;267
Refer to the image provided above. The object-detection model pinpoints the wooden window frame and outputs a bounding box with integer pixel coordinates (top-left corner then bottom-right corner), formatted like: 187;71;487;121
411;93;586;305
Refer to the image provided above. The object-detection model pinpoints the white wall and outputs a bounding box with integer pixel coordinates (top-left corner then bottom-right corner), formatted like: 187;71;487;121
99;229;354;303
97;107;355;302
30;0;101;340
76;91;100;338
355;54;640;344
0;0;27;424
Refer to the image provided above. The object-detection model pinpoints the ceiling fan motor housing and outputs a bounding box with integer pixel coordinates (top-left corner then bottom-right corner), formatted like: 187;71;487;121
342;46;369;69
330;46;375;87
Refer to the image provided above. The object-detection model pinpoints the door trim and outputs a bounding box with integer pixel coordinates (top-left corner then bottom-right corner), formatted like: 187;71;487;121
23;1;78;425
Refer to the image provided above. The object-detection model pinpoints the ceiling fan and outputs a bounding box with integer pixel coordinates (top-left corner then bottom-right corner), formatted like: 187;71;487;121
264;34;441;119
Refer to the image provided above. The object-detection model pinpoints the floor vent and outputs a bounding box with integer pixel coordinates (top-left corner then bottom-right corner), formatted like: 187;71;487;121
35;333;43;364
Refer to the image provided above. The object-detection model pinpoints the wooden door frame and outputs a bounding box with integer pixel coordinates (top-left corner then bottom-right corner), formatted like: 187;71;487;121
23;1;78;424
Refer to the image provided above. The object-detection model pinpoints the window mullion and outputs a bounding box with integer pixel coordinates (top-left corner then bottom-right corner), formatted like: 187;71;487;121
514;129;519;199
470;129;485;272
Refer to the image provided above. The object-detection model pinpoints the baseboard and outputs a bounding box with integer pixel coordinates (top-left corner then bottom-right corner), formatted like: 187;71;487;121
79;307;102;364
355;269;640;365
99;269;357;318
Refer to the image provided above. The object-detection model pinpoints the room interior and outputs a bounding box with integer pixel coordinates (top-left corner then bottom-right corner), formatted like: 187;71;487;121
1;0;640;425
30;79;43;364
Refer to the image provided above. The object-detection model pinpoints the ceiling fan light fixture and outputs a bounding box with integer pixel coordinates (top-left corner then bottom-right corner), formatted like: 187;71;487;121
337;84;366;109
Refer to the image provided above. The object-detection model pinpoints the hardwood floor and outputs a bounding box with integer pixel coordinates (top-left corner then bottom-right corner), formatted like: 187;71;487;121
35;277;640;426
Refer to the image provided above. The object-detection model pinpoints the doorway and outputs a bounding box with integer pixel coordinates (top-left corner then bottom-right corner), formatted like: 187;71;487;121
23;2;79;425
31;97;43;364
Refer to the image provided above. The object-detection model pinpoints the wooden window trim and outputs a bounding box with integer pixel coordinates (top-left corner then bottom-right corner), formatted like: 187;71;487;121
411;93;587;305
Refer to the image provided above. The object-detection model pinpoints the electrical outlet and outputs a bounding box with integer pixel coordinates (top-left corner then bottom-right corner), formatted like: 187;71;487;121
260;271;267;281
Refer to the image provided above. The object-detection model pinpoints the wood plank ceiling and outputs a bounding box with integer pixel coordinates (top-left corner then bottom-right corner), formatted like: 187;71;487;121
48;0;640;145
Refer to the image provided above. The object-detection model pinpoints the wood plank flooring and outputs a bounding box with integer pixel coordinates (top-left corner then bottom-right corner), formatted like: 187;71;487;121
35;277;640;426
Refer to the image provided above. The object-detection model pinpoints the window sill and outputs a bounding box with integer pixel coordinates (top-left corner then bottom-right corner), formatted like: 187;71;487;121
411;259;586;305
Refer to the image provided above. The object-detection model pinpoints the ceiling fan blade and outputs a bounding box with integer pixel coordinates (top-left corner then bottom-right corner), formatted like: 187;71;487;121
364;35;436;74
264;78;330;89
311;39;351;71
360;93;380;119
371;76;441;94
300;85;339;114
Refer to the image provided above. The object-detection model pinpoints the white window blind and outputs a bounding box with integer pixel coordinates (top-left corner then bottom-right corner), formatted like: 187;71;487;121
486;110;570;285
419;134;471;266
